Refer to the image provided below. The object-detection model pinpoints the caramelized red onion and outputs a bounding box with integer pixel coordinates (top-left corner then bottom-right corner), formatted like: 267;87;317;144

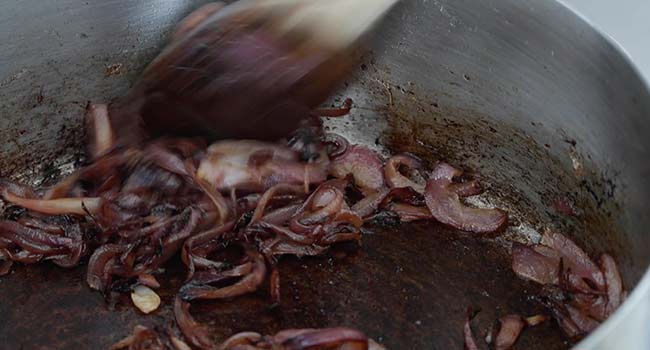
384;154;425;193
197;140;325;192
512;242;561;285
324;133;350;159
330;145;385;193
387;203;432;222
511;232;625;340
180;249;266;301
174;297;214;350
494;315;525;350
4;113;618;350
220;327;374;350
600;254;623;315
540;231;605;291
424;163;507;233
2;191;103;216
463;310;480;350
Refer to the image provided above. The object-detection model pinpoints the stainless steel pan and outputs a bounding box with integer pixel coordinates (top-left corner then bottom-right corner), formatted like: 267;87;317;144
1;0;648;349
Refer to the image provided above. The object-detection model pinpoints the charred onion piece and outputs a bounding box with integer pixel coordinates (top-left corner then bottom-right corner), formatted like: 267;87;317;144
424;163;507;233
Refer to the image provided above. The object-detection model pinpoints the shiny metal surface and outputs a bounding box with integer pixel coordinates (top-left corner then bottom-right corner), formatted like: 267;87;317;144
1;0;649;349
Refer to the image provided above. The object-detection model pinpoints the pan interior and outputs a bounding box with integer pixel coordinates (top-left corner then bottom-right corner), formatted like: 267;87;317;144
2;0;650;349
0;68;614;350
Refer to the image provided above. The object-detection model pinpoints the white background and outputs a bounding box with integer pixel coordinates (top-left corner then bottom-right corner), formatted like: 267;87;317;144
561;0;650;83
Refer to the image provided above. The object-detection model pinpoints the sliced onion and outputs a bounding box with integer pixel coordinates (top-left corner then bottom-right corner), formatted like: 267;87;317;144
424;163;507;234
220;332;263;349
251;184;304;224
565;304;600;334
181;221;234;281
449;180;483;197
571;293;608;322
174;297;214;350
180;249;266;300
87;244;127;291
195;177;229;224
280;328;368;350
540;231;605;290
43;173;81;200
197;140;295;191
495;314;525;350
388;203;432;222
2;191;103;216
261;238;327;258
599;254;623;316
170;335;193;350
324;133;349;159
463;309;479;350
330;145;385;193
138;273;161;289
511;242;561;285
385;154;425;193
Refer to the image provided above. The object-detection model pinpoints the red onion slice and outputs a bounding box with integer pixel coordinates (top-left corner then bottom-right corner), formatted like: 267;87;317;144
511;242;561;285
424;163;507;234
330;145;385;193
385;154;425;193
180;249;266;300
388;203;432;222
2;191;103;216
279;328;368;350
174;297;214;350
540;231;605;290
495;314;525;350
599;254;623;316
463;309;479;350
